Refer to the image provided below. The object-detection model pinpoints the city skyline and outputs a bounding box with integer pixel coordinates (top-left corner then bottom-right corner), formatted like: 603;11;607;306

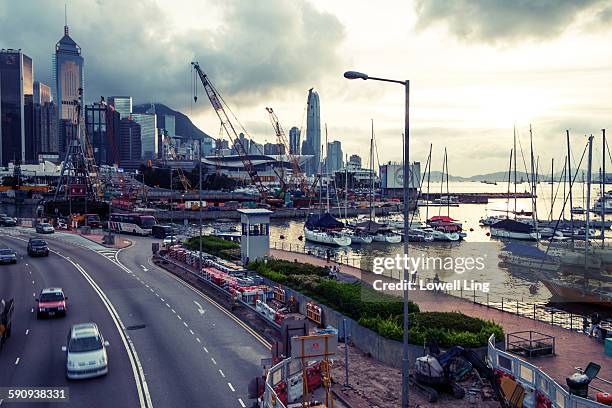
1;1;612;175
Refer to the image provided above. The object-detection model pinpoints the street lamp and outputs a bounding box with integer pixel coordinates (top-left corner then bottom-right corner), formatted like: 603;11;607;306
344;70;411;408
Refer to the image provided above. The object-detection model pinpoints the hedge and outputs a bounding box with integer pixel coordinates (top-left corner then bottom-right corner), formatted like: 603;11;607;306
251;259;503;348
185;236;240;260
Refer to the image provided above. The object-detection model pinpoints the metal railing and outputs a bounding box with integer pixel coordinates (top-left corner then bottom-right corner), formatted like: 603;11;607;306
487;334;608;408
270;241;611;334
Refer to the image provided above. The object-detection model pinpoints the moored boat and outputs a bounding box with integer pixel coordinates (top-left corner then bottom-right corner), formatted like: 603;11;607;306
490;219;540;241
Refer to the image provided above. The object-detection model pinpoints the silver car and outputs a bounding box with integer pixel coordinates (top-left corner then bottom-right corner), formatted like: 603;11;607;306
0;248;17;264
62;323;109;379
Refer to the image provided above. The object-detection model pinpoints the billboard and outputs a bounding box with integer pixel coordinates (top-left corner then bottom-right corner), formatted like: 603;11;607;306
380;162;421;189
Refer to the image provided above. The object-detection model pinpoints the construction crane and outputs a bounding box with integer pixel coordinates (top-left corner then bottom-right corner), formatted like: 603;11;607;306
265;107;309;194
191;62;268;202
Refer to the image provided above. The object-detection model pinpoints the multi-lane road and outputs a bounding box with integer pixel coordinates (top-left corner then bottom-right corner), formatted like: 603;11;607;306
0;230;270;407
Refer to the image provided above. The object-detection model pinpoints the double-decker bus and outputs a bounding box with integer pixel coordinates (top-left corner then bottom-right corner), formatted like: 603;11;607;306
108;213;156;236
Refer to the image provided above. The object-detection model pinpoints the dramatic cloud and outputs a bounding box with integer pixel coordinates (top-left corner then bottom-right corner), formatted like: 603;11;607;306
0;0;345;111
414;0;610;44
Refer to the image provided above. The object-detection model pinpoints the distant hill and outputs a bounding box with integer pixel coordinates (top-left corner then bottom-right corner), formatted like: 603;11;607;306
425;169;597;183
133;103;212;140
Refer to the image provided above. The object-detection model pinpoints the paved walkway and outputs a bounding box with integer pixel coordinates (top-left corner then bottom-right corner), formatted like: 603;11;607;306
270;249;612;387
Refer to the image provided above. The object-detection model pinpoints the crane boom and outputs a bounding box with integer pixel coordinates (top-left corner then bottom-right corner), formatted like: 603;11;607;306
191;62;268;201
265;107;309;194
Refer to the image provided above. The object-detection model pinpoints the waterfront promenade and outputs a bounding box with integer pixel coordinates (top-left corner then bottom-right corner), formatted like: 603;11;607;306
270;248;612;386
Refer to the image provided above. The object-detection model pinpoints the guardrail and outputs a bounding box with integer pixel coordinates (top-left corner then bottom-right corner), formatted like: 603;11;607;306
487;334;607;408
271;241;611;334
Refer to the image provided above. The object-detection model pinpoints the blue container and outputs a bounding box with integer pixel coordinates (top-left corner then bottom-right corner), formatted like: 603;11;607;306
605;338;612;357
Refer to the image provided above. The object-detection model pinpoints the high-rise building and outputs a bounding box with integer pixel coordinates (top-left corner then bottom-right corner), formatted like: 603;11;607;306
164;115;175;137
33;81;58;155
107;96;132;118
349;154;362;169
85;101;120;165
289;127;300;155
53;23;84;131
304;88;320;175
264;142;285;155
0;49;33;166
119;117;142;163
131;113;157;159
326;140;343;173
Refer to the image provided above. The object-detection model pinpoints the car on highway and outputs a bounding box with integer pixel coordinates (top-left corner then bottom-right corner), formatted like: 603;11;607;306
62;323;109;379
163;235;178;245
35;223;55;234
0;216;16;227
36;288;67;318
0;248;17;264
27;238;49;257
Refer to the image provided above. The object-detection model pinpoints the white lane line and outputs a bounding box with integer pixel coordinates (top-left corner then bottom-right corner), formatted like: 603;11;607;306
155;293;160;297
238;398;246;407
25;329;29;335
149;288;154;293
211;357;217;365
183;322;188;328
165;303;170;308
145;284;150;288
227;383;235;392
203;347;209;353
194;300;205;315
218;369;225;378
14;357;20;365
32;293;35;297
189;329;194;335
160;298;165;302
196;338;201;343
30;308;33;313
31;280;34;285
177;315;182;320
171;309;176;314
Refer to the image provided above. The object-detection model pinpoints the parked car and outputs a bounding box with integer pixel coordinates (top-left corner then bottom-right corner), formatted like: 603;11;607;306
163;235;178;246
62;323;109;379
36;223;55;234
0;217;16;227
0;248;17;264
27;238;49;257
36;288;67;318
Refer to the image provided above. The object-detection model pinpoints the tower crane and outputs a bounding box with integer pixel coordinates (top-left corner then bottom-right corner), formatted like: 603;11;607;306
191;62;268;202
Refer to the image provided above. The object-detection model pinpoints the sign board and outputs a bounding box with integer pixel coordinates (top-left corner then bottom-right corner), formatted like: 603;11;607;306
290;334;337;363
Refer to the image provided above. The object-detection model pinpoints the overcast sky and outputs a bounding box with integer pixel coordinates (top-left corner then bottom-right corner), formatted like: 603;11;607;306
2;0;612;176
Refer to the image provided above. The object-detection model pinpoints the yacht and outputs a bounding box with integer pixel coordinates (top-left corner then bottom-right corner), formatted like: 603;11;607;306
591;195;612;214
303;213;351;247
345;229;373;244
490;219;540;241
479;215;507;226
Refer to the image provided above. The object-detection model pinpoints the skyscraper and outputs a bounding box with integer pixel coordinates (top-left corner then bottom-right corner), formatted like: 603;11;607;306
289;126;300;155
132;113;157;159
349;154;362;169
54;22;84;155
33;81;58;156
107;96;132;118
0;49;33;166
85;101;120;165
326;140;343;173
305;88;320;175
119;117;142;163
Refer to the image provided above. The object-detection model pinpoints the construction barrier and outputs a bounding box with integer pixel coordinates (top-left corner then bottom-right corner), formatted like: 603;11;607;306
306;302;322;326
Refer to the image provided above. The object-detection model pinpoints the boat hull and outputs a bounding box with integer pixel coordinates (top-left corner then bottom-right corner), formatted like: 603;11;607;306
490;228;540;241
304;228;351;246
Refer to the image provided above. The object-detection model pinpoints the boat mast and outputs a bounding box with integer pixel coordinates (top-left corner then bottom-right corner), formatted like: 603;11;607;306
345;153;348;220
506;149;513;220
567;130;574;244
513;126;517;220
426;145;432;221
445;148;450;217
602;129;606;247
550;158;554;221
369;120;374;222
319;143;323;215
530;125;539;239
585;134;594;265
325;124;330;212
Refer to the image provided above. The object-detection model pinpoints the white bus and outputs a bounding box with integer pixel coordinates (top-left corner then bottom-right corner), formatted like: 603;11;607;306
108;213;156;236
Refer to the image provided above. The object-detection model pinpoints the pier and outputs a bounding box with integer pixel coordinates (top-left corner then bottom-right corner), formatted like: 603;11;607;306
422;192;534;204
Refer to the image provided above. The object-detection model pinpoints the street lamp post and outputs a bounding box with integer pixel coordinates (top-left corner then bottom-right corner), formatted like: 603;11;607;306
344;70;411;408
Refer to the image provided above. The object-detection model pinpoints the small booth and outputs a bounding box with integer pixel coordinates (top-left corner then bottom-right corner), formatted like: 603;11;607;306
238;208;273;265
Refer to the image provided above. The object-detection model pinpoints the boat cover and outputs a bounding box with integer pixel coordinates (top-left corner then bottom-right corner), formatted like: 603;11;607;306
428;215;456;223
355;220;384;233
305;213;344;229
491;219;534;233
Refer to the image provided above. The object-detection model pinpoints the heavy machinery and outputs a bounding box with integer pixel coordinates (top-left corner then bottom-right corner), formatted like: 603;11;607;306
191;62;269;203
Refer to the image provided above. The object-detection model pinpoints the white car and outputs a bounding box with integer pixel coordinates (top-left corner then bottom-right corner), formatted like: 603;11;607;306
62;323;109;379
163;235;178;245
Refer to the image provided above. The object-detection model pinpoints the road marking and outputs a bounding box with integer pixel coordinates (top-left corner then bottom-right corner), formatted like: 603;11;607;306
32;280;35;284
211;357;217;365
238;398;246;407
177;315;181;320
227;383;235;392
194;300;205;315
140;265;148;272
189;329;194;335
203;347;209;353
160;298;165;302
155;293;160;297
165;303;170;308
30;308;33;313
25;329;29;335
196;338;201;343
149;288;154;293
171;309;176;314
218;369;225;378
183;322;188;328
32;293;35;297
14;357;20;365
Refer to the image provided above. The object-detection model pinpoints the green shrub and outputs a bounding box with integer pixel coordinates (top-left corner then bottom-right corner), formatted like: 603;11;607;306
185;236;240;260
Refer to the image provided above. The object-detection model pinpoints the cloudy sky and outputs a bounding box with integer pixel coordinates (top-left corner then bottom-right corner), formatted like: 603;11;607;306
2;0;612;176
